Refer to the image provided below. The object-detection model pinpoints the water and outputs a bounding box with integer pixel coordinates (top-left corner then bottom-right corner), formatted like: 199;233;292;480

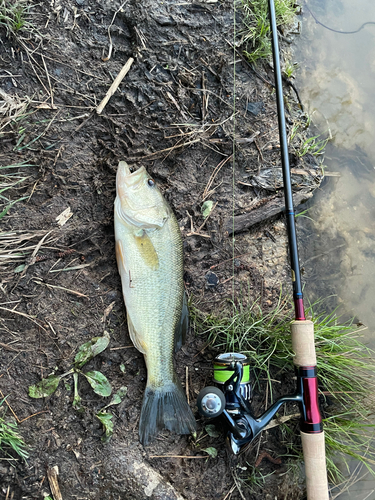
293;1;375;498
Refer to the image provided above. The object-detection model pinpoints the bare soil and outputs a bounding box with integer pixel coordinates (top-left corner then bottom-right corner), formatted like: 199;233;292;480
0;1;321;498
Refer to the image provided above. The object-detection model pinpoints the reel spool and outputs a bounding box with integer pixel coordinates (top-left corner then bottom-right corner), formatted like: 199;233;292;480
213;353;252;405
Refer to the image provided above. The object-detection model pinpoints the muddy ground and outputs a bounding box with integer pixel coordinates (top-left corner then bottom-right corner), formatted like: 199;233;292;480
0;1;322;499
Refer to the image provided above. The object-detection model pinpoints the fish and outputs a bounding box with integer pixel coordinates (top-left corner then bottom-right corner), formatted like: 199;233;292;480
114;161;196;445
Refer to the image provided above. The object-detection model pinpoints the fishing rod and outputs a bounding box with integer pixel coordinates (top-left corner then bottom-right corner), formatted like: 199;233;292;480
268;0;328;497
196;1;329;498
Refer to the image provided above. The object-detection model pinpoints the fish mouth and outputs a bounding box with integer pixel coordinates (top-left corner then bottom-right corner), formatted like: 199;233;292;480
117;161;147;187
118;161;134;176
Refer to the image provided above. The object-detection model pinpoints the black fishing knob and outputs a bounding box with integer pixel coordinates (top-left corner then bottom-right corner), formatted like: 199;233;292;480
197;386;226;418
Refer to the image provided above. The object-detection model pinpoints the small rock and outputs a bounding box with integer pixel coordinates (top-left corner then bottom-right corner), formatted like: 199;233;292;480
246;101;265;116
205;271;219;288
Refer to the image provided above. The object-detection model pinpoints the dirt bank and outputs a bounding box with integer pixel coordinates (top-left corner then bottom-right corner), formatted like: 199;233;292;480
0;1;321;498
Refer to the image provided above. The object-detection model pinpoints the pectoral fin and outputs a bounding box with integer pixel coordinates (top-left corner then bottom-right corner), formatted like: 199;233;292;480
133;230;159;270
174;292;189;352
116;240;127;276
127;312;148;354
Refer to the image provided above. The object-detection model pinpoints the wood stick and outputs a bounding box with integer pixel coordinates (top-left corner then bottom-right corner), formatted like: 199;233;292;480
96;58;134;115
47;466;63;500
226;190;313;235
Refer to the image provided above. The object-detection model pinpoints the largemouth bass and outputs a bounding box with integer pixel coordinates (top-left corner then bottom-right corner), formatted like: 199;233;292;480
114;161;196;445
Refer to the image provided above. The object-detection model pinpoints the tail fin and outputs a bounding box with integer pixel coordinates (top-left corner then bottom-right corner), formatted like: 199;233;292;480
139;378;196;445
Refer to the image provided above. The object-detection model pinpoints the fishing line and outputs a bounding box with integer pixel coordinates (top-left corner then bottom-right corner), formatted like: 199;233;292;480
304;0;375;35
232;0;237;322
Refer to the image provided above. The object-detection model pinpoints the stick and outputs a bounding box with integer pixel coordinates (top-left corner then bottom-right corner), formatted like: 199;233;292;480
47;466;63;500
96;58;134;115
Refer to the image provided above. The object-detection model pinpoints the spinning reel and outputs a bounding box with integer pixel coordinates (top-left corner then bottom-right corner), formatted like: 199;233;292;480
197;353;321;454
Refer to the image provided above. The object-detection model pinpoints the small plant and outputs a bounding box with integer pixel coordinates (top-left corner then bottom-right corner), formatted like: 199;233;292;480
29;332;127;441
0;161;33;220
0;399;29;461
240;0;296;64
284;61;298;79
0;0;29;35
289;122;329;157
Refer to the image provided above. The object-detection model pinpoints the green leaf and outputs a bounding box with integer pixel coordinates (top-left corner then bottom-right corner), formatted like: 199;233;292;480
205;424;220;438
201;200;214;218
96;411;114;442
14;264;26;273
115;386;128;400
104;386;128;409
120;363;126;373
83;371;112;397
203;447;218;459
28;374;61;398
74;331;110;369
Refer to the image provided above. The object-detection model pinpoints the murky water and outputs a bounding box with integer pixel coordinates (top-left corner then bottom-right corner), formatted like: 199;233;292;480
294;1;375;498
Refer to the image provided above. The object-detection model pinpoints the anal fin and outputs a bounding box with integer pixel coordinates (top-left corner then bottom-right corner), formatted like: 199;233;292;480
174;292;189;352
127;312;148;354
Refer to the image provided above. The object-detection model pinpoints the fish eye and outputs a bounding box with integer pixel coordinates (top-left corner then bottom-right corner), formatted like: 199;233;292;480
148;178;155;187
129;167;135;173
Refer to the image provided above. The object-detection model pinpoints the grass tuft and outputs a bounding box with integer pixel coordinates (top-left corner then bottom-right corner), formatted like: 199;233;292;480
0;161;33;220
0;399;29;461
239;0;296;64
0;0;29;35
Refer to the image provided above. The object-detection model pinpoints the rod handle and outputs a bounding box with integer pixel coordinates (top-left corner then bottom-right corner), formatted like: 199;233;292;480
301;431;330;499
291;320;316;367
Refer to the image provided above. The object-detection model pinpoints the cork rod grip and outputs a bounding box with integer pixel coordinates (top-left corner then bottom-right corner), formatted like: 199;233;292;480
291;320;316;367
301;431;329;500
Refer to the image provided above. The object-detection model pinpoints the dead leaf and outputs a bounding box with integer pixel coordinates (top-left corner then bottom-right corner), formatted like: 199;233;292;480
56;207;73;226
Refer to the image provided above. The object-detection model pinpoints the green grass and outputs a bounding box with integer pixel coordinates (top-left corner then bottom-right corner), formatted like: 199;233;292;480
0;162;33;220
191;297;375;483
0;0;29;35
240;0;296;64
289;124;329;157
0;399;29;461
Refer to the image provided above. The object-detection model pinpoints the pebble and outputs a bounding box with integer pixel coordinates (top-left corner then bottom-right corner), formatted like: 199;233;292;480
205;271;219;288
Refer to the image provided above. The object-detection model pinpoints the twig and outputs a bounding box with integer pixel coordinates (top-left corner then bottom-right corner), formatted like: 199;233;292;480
222;484;236;500
20;231;52;278
109;346;133;350
203;155;232;200
102;1;129;62
0;342;20;352
33;280;88;298
149;455;208;459
47;466;63;500
101;301;116;323
186;231;210;239
0;306;46;332
0;388;48;423
230;469;247;500
96;58;134;114
41;55;55;109
262;412;300;431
